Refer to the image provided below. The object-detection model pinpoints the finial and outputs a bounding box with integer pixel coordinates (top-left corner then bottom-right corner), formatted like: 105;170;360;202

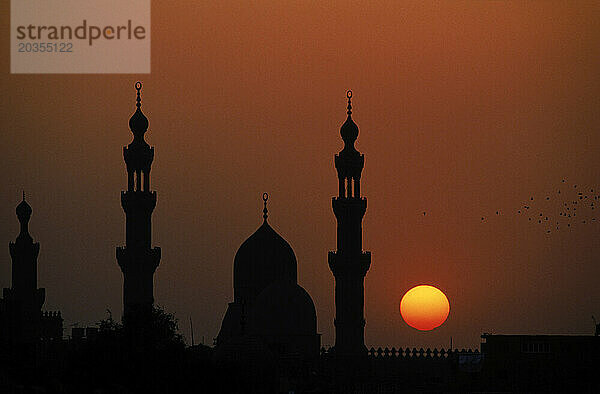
346;90;352;116
340;90;359;145
262;192;269;222
135;81;142;109
16;191;32;231
129;81;149;136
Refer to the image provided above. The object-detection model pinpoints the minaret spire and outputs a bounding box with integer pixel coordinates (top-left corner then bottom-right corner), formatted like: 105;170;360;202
346;90;352;116
16;191;32;239
328;91;371;357
135;81;142;109
262;192;269;222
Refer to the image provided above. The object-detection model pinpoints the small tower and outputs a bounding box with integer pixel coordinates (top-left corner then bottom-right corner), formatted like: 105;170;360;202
3;193;45;343
116;82;161;318
328;91;371;356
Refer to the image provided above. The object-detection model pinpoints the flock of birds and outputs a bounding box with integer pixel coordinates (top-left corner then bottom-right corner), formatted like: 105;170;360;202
422;179;600;235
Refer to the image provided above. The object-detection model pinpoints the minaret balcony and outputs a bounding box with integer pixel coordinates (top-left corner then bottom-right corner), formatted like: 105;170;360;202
332;197;367;220
120;190;157;212
116;246;161;274
328;251;371;277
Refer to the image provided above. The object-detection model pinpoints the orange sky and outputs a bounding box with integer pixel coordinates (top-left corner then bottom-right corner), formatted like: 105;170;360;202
1;1;600;349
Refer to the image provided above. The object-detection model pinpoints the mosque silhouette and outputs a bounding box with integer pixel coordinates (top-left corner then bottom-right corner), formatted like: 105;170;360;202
0;83;598;393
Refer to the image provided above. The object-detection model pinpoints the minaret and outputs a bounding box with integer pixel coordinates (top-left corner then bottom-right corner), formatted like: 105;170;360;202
328;91;371;356
4;193;45;343
116;82;161;318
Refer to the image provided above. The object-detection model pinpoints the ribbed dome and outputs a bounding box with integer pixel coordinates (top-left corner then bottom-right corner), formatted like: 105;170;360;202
249;281;317;337
233;221;297;303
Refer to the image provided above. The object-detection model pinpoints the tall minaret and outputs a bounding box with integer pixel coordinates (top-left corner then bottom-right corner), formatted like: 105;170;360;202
116;82;161;318
328;91;371;356
4;193;45;343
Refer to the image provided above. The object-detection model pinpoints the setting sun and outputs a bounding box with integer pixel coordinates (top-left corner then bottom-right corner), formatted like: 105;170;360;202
400;285;450;331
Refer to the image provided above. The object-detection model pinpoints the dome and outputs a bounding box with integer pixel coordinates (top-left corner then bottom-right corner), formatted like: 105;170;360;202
248;281;317;337
16;199;32;222
234;221;297;303
129;107;149;138
340;115;358;145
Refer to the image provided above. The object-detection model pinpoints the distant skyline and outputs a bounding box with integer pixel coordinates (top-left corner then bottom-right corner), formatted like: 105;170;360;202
1;1;600;350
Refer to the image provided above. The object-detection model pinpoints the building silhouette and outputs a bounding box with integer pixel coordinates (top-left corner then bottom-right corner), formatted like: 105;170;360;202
116;82;161;318
0;194;62;345
480;333;600;392
328;91;371;357
217;193;320;361
2;84;599;393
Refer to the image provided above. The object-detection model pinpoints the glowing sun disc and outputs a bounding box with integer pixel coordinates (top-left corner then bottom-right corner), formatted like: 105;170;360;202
400;285;450;331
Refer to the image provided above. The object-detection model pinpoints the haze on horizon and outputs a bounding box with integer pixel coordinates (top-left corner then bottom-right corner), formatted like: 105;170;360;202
1;1;599;350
